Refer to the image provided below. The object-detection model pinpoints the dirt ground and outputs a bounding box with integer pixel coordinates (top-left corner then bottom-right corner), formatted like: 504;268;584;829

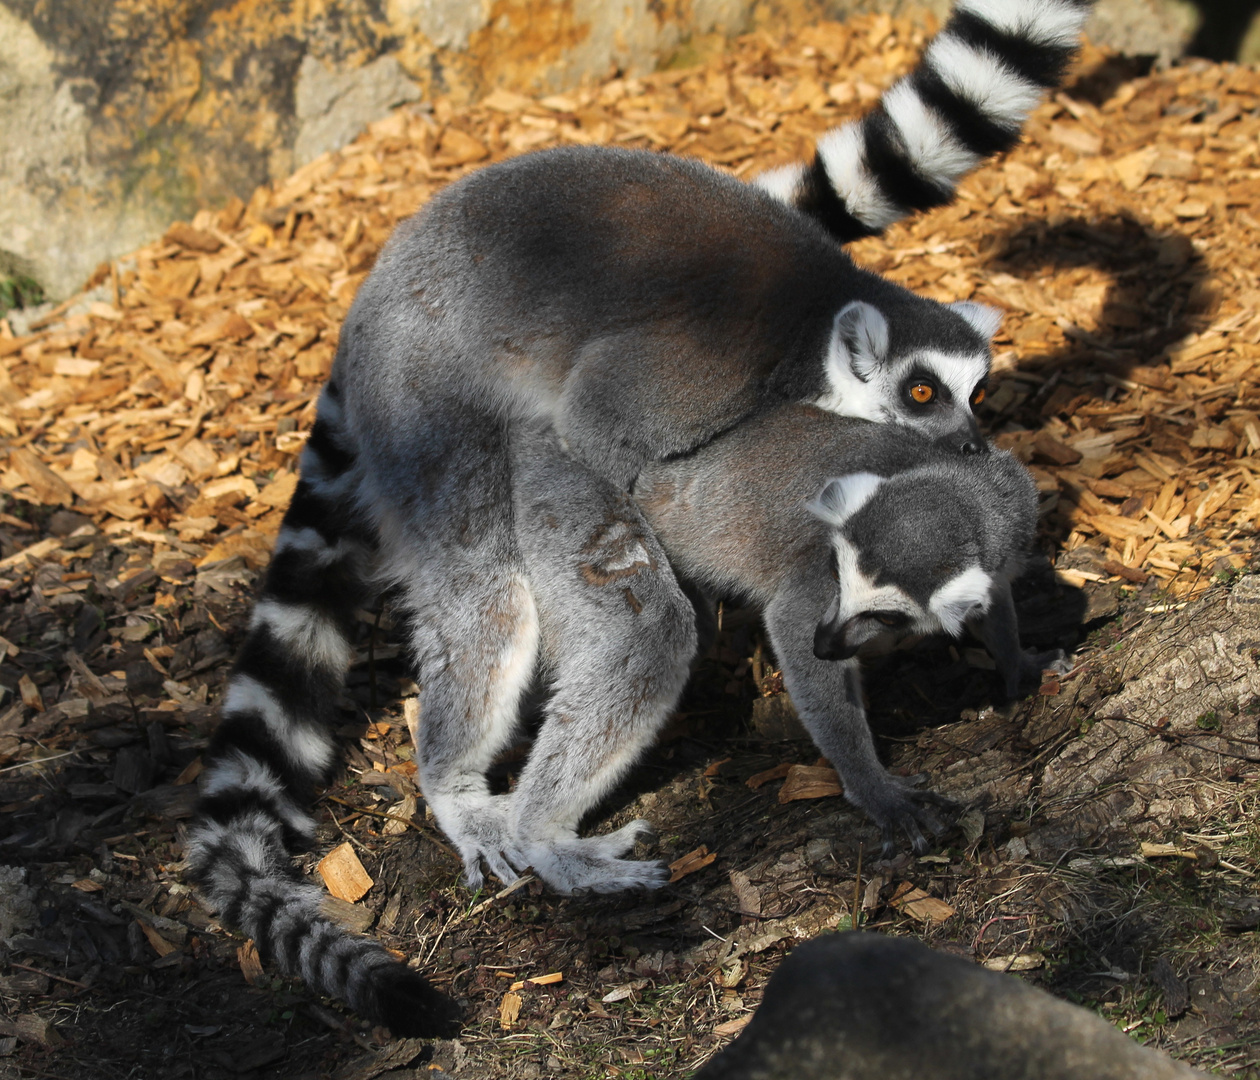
2;11;1260;1080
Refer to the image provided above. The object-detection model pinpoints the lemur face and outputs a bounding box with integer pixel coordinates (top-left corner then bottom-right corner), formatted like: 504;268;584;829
805;471;995;661
814;300;999;457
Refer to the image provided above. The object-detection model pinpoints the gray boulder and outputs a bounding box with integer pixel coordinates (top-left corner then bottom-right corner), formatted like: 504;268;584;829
699;933;1204;1080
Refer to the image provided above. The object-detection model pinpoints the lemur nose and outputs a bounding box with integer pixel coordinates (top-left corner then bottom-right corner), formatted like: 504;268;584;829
960;438;985;455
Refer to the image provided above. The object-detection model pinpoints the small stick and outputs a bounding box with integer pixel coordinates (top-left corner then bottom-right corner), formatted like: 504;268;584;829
9;961;89;990
852;842;863;930
323;794;459;859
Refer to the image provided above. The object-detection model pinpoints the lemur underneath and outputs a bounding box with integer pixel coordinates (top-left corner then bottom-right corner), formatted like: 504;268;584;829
188;0;1093;1035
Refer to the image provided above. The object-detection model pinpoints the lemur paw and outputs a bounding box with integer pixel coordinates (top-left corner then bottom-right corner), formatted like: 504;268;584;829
863;779;959;858
515;827;667;895
429;793;525;891
1030;648;1072;677
1004;647;1072;700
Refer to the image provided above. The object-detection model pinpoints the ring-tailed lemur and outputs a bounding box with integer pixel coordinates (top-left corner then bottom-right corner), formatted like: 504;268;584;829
636;403;1061;851
188;0;1091;1032
761;0;1095;242
187;397;1053;1031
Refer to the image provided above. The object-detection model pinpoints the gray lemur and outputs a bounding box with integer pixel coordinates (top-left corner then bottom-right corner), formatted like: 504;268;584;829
186;400;1052;1034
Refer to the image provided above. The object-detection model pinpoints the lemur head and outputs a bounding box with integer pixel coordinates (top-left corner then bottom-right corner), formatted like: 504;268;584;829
805;463;1014;661
815;298;1001;457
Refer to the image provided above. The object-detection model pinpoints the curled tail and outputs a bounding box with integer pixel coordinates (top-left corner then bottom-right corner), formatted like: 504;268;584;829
757;0;1094;241
186;384;461;1037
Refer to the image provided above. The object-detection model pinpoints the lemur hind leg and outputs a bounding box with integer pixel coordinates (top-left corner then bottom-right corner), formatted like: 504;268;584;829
508;429;697;894
379;427;537;892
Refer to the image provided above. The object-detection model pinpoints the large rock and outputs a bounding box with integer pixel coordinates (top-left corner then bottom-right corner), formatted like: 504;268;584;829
700;933;1205;1079
907;573;1260;860
0;0;1237;300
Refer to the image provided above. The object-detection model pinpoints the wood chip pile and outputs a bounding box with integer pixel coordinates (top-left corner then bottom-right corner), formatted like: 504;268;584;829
0;15;1257;608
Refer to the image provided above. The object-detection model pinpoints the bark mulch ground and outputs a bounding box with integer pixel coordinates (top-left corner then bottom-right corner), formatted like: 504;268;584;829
1;11;1259;1079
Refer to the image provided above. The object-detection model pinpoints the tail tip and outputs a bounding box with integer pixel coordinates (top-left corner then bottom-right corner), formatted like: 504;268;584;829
365;964;464;1038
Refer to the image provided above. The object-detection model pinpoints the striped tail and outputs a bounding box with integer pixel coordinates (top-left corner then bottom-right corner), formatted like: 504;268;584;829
756;0;1094;241
186;384;461;1037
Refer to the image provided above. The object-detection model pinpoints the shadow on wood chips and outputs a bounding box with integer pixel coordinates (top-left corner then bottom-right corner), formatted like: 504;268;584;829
1;10;1260;1080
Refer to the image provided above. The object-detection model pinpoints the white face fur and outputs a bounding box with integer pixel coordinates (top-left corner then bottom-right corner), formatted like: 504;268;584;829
808;472;995;653
812;301;996;449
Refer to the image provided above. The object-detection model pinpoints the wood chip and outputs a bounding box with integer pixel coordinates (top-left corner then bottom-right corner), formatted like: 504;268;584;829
8;448;74;506
17;674;43;712
601;978;649;1003
729;869;762;916
1140;841;1198;859
317;841;374;901
498;990;522;1029
508;971;563;991
746;762;793;789
137;919;178;958
981;952;1045;972
890;882;955;923
668;845;716;882
713;1015;753;1038
184;309;253;346
237;940;266;985
380;792;415;836
777;763;844;803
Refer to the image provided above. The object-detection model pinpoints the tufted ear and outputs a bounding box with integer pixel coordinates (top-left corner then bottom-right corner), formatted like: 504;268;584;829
949;301;1003;340
928;566;994;637
806;472;884;527
830;301;889;382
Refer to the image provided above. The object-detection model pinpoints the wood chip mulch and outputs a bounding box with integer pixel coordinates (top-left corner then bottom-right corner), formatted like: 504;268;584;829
0;10;1258;1077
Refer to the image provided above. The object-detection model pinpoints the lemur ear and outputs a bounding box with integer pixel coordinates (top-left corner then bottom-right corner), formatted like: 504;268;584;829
831;301;889;382
949;301;1003;340
806;472;884;527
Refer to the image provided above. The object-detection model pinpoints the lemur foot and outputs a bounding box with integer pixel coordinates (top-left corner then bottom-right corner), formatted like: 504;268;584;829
1030;648;1072;677
515;823;667;895
1003;647;1072;700
862;778;959;858
429;793;525;892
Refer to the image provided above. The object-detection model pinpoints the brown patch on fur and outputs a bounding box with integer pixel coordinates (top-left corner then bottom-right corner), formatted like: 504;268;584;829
578;505;656;585
579;560;646;586
622;587;642;614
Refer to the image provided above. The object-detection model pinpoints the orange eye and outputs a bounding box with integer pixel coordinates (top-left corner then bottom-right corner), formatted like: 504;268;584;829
909;382;935;405
971;386;986;407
